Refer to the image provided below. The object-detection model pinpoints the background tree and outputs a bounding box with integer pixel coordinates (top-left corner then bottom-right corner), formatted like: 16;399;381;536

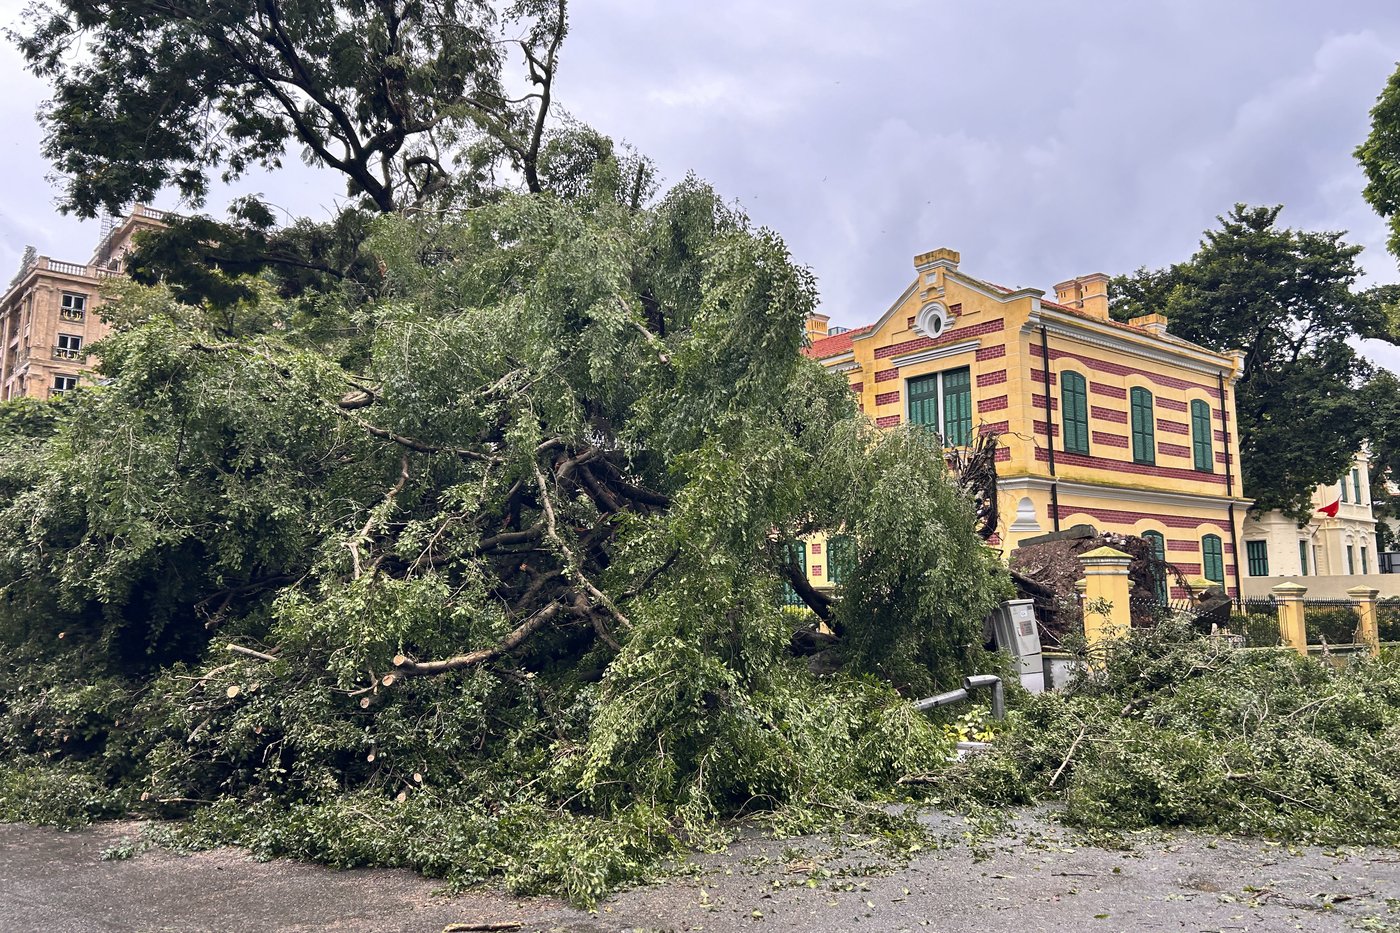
13;0;567;217
1111;204;1390;519
1359;62;1400;272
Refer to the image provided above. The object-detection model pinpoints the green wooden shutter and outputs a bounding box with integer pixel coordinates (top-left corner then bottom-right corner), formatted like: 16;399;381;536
1130;387;1155;465
1143;530;1168;602
1190;399;1213;472
1060;371;1089;455
1245;540;1269;576
1202;534;1224;583
1298;540;1309;576
781;541;807;606
828;534;853;587
907;374;939;428
1353;469;1363;503
942;367;972;446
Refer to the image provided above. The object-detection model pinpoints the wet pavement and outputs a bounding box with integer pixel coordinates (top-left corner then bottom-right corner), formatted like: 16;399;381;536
2;811;1398;931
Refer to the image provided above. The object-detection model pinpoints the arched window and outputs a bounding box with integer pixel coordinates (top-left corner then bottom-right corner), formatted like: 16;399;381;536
1142;530;1168;603
1201;534;1224;584
1190;399;1213;472
1060;371;1089;455
1130;387;1155;465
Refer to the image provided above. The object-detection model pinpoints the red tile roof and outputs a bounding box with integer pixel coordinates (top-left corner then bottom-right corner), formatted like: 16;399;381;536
803;324;874;359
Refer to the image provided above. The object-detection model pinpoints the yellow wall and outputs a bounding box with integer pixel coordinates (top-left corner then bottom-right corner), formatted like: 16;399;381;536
808;248;1250;597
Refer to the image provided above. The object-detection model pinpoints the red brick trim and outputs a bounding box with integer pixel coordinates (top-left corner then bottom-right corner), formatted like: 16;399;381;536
1157;398;1187;412
1167;540;1200;552
1091;406;1127;423
978;395;1009;413
1092;431;1128;448
994;447;1011;462
1159;442;1191;458
1156;419;1188;435
1037;448;1230;485
976;344;1007;361
875;368;899;383
1031;343;1223;397
1090;382;1126;399
876;414;901;428
873;318;1005;359
1029;368;1059;386
977;369;1008;388
1031;394;1060;411
849;382;863;394
875;390;900;406
1033;420;1061;437
1052;502;1232;528
983;421;1010;434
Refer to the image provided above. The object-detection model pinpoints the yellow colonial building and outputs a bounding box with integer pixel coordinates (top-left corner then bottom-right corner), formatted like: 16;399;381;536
804;248;1250;599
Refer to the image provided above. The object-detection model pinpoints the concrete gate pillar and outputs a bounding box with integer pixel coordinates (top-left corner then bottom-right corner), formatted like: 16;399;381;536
1078;546;1133;655
1271;581;1308;655
1347;586;1381;656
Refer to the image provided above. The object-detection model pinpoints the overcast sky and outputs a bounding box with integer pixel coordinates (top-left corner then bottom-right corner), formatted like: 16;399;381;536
2;0;1399;370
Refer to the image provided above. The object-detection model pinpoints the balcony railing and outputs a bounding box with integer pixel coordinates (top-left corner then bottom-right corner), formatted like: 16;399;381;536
59;307;85;322
45;259;88;277
52;346;82;361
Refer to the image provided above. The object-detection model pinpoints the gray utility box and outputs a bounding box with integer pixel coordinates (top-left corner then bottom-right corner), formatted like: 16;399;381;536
987;598;1045;694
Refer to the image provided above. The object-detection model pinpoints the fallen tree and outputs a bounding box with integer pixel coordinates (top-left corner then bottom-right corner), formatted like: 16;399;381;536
927;623;1400;846
0;171;1010;904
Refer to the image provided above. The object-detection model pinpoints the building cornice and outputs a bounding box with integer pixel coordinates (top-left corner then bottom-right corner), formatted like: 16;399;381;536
1024;307;1242;383
998;474;1253;511
890;338;981;369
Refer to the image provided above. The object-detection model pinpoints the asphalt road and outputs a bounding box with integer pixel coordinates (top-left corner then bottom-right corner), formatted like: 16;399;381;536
2;810;1398;932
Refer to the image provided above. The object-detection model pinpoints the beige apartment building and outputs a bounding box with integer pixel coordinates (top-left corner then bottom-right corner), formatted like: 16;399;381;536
1;205;168;401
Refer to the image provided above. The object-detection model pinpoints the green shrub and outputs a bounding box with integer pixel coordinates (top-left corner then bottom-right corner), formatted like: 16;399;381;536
1234;612;1280;648
1379;599;1400;643
1305;606;1359;645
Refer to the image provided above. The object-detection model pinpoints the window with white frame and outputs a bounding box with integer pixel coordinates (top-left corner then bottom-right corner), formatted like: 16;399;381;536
52;374;78;394
57;333;83;352
906;367;972;446
60;293;87;313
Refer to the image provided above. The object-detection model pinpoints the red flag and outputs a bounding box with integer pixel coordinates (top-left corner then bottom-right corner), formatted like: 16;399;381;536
1318;499;1340;517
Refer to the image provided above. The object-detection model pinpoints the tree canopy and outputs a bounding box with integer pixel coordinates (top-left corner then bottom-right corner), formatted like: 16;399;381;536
1111;204;1393;520
13;0;567;217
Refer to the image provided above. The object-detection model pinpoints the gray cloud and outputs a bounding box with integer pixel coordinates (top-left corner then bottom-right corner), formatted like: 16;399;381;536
1;0;1398;370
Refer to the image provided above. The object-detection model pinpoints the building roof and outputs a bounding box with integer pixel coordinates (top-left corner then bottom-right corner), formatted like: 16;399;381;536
803;324;874;359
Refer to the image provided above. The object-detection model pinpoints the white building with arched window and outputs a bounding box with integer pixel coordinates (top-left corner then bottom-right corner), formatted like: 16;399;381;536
1239;449;1398;597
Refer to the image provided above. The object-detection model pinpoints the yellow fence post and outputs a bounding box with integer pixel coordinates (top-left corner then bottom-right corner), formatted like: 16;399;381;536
1271;581;1308;655
1347;585;1380;657
1079;546;1133;654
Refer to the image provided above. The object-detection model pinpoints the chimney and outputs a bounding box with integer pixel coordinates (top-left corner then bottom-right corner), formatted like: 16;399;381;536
1052;274;1110;320
1053;278;1083;308
1128;313;1169;336
1078;273;1110;320
805;312;830;341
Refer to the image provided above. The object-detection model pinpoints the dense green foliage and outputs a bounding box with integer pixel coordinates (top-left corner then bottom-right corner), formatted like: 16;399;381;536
1111;205;1396;519
0;173;1009;904
12;0;569;216
1358;62;1400;270
937;624;1400;846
